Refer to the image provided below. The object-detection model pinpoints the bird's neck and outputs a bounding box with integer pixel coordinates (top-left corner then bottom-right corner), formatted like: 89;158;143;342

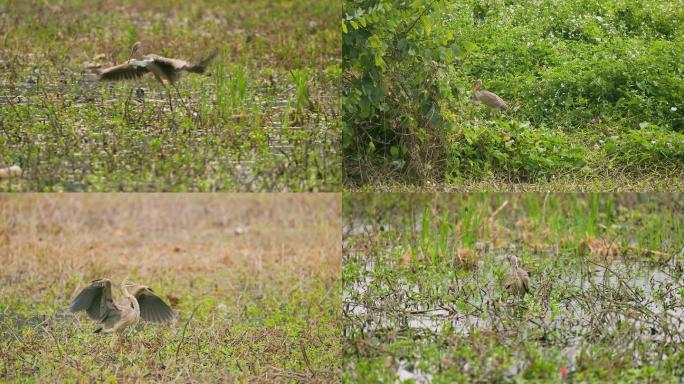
122;285;140;314
130;50;143;60
130;297;140;314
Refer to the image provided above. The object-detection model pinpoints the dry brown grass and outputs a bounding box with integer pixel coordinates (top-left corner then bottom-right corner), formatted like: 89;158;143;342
1;194;339;283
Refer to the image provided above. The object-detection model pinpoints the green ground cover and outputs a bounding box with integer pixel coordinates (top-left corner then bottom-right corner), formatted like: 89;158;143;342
1;0;340;191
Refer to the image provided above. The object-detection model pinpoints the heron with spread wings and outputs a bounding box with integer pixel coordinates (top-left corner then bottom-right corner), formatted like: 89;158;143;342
96;42;217;111
69;278;175;345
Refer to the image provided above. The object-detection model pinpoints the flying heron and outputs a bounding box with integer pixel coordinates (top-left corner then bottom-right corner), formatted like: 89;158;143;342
503;255;529;296
97;42;217;112
69;278;175;344
470;79;508;112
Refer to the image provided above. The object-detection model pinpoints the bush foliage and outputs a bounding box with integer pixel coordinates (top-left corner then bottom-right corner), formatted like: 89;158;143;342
343;0;684;186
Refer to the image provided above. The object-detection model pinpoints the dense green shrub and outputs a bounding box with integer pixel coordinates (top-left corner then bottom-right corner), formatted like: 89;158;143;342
446;120;586;181
606;124;684;165
343;0;461;183
344;0;684;185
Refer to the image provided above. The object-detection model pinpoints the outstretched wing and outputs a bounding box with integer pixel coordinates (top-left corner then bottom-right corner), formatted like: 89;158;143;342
186;49;218;74
146;49;216;80
133;287;175;323
145;56;185;82
98;60;149;81
69;279;116;321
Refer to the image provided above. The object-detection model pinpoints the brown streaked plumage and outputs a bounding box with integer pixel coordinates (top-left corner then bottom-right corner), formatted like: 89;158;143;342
69;278;175;335
98;42;217;85
470;79;508;112
503;255;529;296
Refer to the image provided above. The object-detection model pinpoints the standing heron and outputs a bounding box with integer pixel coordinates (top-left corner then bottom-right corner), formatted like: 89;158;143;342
503;255;529;296
69;278;175;345
470;79;508;112
97;42;217;112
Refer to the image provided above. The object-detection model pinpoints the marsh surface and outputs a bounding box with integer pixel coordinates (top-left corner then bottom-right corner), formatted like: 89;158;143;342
343;193;684;382
0;1;340;191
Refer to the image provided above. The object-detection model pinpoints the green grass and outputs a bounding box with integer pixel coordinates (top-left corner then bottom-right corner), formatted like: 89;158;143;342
342;0;684;190
0;194;341;382
0;0;340;191
343;193;684;382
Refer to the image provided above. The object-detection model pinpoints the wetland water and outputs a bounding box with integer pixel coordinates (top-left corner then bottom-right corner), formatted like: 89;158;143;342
343;194;684;382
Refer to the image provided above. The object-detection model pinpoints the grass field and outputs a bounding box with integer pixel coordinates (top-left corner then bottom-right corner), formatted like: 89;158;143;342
0;194;341;382
0;0;340;191
343;0;684;191
343;193;684;382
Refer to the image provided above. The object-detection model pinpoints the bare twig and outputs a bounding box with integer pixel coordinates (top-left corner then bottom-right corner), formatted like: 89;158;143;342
174;304;199;363
299;337;316;379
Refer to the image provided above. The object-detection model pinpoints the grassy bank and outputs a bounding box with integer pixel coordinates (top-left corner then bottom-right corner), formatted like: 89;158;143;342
0;194;341;382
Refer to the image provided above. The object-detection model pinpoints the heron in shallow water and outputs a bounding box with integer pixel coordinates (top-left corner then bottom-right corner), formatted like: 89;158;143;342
69;278;175;345
503;255;529;296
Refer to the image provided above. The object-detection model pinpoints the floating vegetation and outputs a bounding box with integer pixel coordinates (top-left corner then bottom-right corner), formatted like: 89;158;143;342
343;193;684;382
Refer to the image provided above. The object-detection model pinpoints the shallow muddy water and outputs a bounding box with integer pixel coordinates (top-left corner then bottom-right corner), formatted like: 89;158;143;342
344;219;684;382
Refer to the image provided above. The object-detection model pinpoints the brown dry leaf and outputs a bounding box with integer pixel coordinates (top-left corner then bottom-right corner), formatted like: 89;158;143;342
166;293;180;307
580;237;621;261
491;236;509;250
400;249;423;266
454;247;479;270
515;217;534;230
400;251;412;266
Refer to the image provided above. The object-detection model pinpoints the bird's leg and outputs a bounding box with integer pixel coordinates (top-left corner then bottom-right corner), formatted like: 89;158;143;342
134;77;145;105
125;77;146;124
172;82;193;119
123;85;135;122
150;73;173;115
167;87;174;114
162;83;174;114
